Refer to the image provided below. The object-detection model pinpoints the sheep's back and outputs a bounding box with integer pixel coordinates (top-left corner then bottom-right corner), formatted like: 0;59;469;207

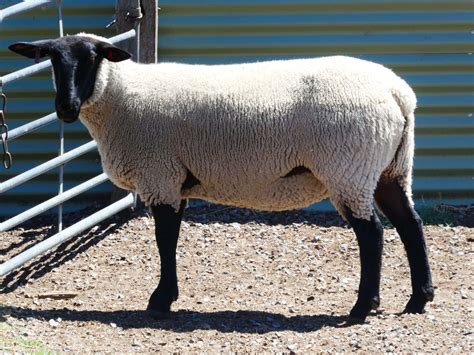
102;56;414;211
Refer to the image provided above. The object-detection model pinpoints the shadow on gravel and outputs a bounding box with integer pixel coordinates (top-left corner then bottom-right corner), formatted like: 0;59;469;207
0;227;56;259
184;205;347;227
0;306;350;333
0;212;131;295
184;203;474;227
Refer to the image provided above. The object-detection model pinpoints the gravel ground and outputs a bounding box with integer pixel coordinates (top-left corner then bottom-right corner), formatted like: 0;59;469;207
1;205;473;353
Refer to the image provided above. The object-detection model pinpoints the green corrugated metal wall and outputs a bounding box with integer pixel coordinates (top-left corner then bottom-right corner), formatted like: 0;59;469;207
1;0;473;218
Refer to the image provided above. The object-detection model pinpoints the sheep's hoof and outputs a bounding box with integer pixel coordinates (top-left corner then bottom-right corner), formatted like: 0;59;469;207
403;300;426;314
403;288;434;314
348;296;379;323
370;296;380;310
344;315;367;325
348;306;369;323
146;307;172;320
147;284;178;318
146;297;174;319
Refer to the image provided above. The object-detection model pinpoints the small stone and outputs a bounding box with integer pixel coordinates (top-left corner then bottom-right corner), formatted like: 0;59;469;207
230;223;241;230
110;323;117;328
288;343;298;351
49;319;60;327
132;340;141;347
342;277;354;284
307;296;315;301
350;340;361;348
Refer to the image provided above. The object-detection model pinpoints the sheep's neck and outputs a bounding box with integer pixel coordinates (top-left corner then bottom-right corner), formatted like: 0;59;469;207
80;61;127;140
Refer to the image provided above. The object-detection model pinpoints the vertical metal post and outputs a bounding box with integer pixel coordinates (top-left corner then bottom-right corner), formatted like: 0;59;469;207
57;0;64;231
135;20;140;63
132;8;140;207
57;0;64;37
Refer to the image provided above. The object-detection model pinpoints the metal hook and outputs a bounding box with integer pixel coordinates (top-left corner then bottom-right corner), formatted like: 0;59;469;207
35;47;40;64
0;93;12;169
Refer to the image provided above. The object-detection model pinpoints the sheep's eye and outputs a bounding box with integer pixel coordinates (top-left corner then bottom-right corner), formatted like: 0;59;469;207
87;54;96;63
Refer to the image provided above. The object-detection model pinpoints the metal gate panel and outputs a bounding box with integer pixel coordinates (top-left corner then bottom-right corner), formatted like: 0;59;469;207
0;0;117;218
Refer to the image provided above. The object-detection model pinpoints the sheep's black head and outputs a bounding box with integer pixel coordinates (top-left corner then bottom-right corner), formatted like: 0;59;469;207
9;35;131;123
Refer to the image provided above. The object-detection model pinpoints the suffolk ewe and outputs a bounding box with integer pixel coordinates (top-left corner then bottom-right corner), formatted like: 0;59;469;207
9;34;434;322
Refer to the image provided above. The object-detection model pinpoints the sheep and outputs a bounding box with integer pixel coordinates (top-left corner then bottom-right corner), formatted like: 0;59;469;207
9;33;434;322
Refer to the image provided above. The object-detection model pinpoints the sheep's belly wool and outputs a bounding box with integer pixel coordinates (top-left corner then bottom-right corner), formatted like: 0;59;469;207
182;171;329;211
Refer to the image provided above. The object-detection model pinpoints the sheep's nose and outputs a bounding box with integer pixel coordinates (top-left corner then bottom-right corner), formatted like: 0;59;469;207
56;100;80;122
57;101;78;112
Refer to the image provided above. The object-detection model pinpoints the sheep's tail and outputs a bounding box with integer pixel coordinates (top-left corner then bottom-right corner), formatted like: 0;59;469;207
383;78;417;205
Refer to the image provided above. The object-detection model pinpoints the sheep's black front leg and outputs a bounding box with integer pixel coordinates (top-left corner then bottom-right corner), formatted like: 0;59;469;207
147;200;186;317
345;208;384;322
375;178;434;314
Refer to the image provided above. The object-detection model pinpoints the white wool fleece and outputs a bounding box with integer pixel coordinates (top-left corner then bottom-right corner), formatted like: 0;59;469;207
79;35;416;220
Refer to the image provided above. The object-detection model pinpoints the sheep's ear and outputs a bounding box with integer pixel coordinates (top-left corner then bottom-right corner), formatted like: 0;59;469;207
97;42;132;62
8;40;52;59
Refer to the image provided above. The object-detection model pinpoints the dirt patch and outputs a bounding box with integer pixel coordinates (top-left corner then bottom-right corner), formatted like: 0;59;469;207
1;205;473;352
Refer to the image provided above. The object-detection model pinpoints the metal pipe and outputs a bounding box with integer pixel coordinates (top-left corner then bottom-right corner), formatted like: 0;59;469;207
56;0;64;37
109;29;136;45
0;29;136;87
0;193;135;277
0;140;97;194
56;0;65;231
130;21;140;208
0;173;108;232
0;59;52;87
58;119;64;231
135;23;141;64
7;112;57;141
0;0;52;23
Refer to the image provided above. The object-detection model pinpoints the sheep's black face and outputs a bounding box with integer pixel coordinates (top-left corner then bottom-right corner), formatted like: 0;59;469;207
9;36;131;123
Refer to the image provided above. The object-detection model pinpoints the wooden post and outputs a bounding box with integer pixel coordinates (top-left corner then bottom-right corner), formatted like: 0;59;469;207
111;0;158;205
139;0;158;63
115;0;158;63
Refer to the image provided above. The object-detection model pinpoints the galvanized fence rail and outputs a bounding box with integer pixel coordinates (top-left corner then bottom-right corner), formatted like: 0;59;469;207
0;0;139;277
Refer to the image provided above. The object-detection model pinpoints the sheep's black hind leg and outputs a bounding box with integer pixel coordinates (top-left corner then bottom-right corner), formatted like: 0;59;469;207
375;178;434;313
344;208;384;323
147;200;186;317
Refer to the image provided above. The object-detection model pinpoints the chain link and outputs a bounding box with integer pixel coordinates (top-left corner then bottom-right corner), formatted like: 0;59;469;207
0;92;12;169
